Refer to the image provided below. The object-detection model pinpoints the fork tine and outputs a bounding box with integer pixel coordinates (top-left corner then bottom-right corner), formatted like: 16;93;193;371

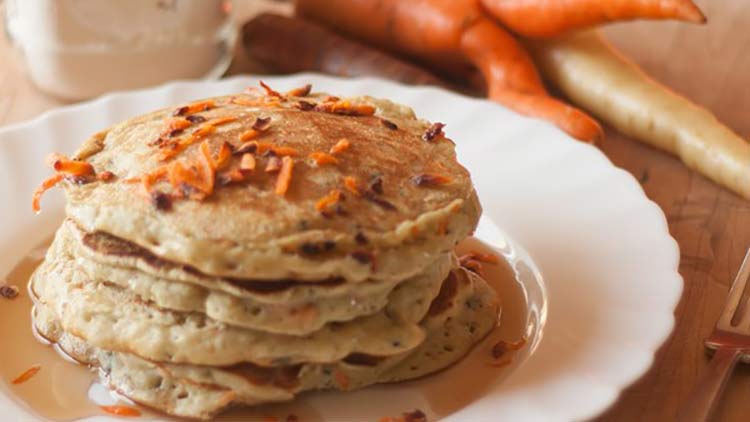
717;248;750;329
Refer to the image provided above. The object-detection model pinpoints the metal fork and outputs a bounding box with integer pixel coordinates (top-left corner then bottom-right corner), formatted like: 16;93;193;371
678;248;750;422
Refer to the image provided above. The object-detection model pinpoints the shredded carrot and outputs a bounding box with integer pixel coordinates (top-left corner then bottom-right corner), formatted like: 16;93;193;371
318;100;376;116
100;405;142;417
315;189;342;212
286;84;312;97
230;96;263;107
142;166;168;191
240;129;260;141
343;176;361;196
214;142;234;170
196;142;216;194
309;151;339;166
32;174;64;213
11;365;41;384
157;123;217;162
334;370;350;389
240;153;256;171
330;138;351;154
218;169;246;185
162;117;192;136
204;116;237;127
236;141;275;156
193;123;217;138
46;153;94;176
168;161;189;192
275;156;294;196
260;80;282;97
174;100;215;116
272;146;299;157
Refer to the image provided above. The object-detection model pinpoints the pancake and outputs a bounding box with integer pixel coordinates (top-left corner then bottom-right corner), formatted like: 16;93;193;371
52;222;453;334
31;249;451;366
32;267;498;420
61;89;480;282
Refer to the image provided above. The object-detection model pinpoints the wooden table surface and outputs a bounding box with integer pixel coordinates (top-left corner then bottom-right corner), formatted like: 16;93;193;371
1;1;748;421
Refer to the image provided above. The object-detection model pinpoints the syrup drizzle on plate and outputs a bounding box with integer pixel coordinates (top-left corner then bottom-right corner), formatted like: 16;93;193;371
0;236;538;421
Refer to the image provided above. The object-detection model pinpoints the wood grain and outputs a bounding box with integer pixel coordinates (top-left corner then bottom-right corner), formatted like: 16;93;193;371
1;1;748;420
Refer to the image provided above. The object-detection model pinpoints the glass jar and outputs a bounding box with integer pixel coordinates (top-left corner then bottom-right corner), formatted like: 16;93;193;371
4;0;236;100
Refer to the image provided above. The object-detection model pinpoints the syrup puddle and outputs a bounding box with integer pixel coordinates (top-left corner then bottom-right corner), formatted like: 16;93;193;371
0;236;541;421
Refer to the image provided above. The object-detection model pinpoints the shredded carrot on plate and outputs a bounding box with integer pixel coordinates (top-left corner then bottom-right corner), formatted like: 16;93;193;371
11;365;41;384
100;405;142;417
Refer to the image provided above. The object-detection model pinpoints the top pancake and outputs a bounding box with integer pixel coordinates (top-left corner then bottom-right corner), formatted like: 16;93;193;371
62;85;480;281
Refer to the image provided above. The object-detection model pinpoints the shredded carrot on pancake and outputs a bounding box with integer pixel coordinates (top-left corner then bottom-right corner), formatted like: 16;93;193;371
275;156;294;196
309;152;339;166
315;189;342;212
330;138;351;154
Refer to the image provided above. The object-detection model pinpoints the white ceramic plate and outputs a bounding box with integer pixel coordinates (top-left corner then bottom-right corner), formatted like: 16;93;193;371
0;74;681;421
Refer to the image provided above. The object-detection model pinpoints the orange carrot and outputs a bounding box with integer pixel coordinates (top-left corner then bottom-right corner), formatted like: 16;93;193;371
31;174;64;213
460;18;602;142
275;156;294;196
100;405;142;417
297;0;602;142
481;0;706;38
11;365;41;384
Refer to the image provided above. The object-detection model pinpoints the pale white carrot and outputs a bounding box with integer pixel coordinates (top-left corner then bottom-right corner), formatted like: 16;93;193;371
527;30;750;198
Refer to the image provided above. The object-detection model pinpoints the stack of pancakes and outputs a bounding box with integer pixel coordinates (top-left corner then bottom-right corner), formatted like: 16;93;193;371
31;85;499;420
